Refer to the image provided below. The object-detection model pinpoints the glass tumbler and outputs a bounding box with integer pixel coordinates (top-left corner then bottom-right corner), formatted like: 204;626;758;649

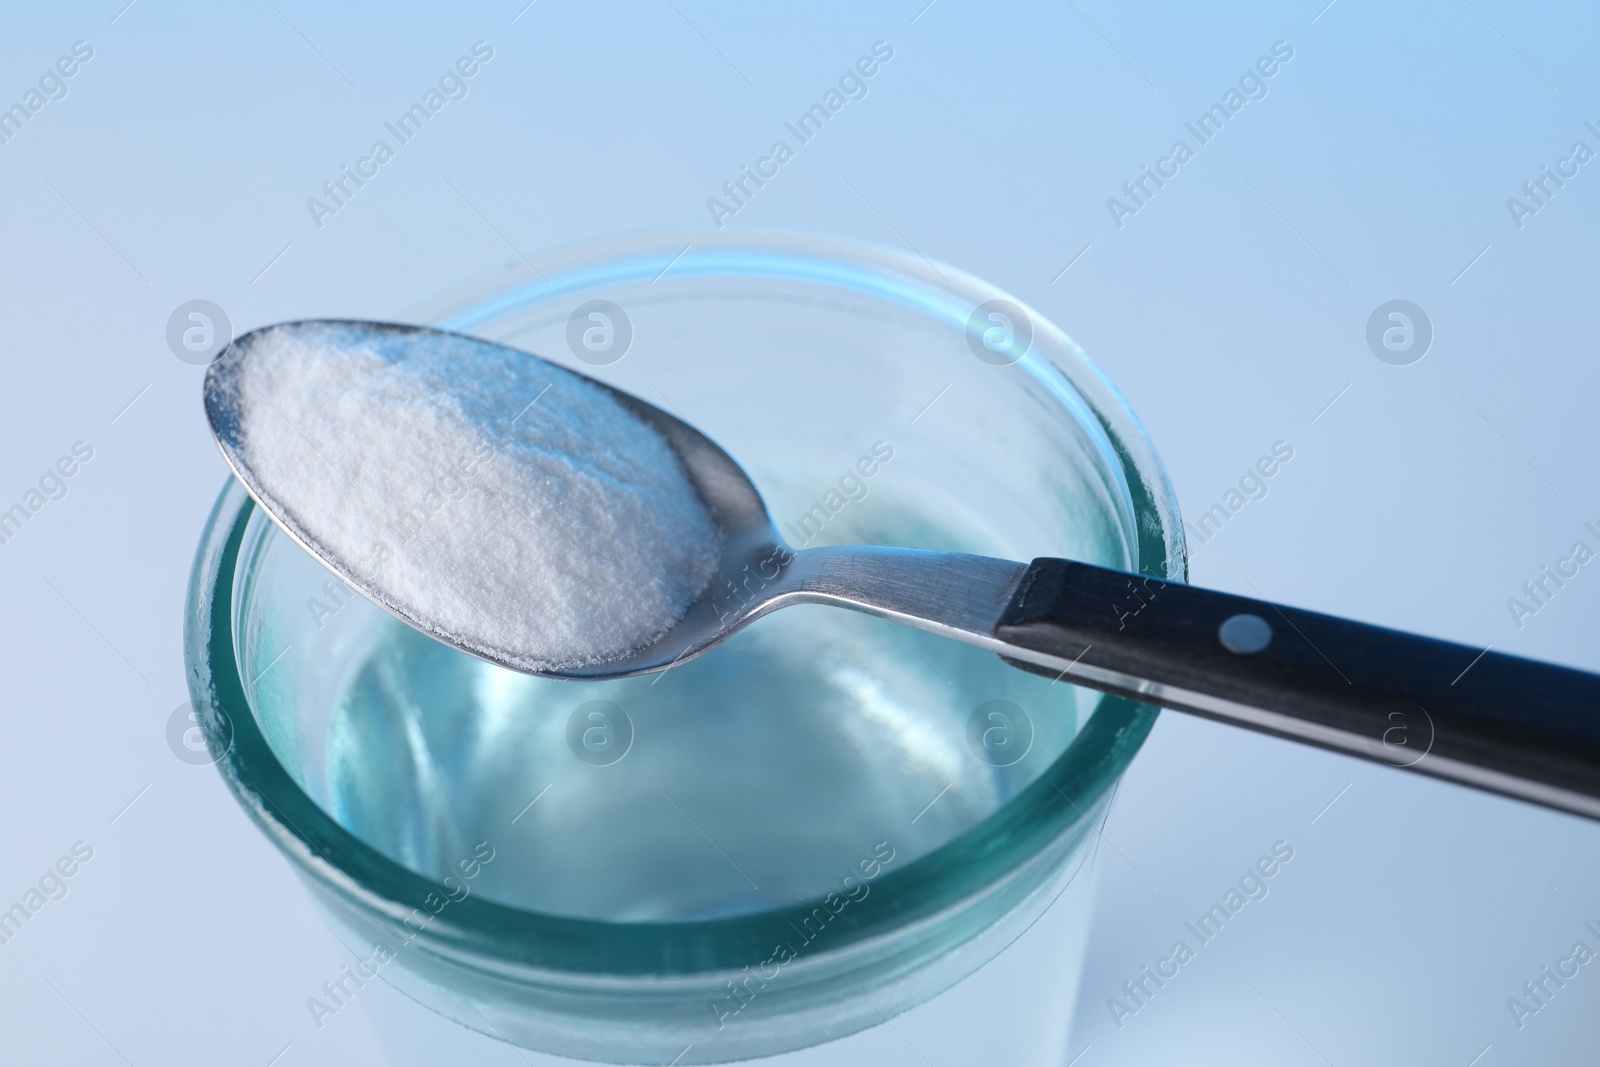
184;232;1184;1064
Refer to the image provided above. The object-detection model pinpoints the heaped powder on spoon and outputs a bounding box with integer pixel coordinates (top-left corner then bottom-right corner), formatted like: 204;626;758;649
224;322;721;670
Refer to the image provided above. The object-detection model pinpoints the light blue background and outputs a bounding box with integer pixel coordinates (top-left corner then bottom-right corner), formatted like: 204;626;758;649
0;1;1596;1064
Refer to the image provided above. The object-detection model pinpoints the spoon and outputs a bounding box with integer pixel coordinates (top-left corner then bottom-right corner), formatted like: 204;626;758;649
205;320;1600;821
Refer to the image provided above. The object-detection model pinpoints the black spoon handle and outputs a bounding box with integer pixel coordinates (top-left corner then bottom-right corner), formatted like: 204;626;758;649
994;558;1600;820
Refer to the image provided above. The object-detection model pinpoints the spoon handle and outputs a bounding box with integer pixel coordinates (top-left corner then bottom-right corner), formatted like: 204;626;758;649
994;558;1600;820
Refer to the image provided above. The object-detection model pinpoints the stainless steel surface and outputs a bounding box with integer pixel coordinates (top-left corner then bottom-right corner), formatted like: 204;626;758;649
559;545;1031;679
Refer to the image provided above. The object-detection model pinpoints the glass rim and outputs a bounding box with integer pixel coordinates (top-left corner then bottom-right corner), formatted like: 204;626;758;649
184;232;1184;977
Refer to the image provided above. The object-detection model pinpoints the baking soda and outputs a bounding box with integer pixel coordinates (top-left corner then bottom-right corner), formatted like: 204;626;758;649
228;322;720;669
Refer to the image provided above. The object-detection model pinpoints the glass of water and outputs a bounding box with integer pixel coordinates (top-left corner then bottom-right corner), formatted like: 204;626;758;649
184;231;1184;1064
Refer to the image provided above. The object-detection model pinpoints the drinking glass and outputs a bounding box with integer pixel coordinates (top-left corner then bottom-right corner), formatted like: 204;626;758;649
184;231;1184;1063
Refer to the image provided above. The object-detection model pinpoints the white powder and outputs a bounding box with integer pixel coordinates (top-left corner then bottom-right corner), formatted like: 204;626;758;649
226;322;721;670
